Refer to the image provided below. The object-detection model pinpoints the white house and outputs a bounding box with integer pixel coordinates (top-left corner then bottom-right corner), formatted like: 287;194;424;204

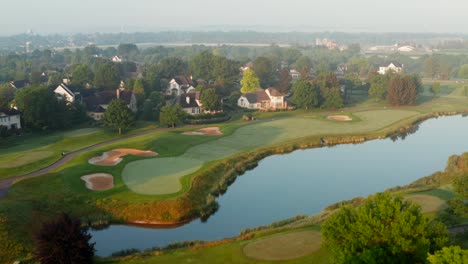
166;76;198;96
238;88;287;110
397;46;415;52
378;62;404;75
289;69;301;80
54;83;80;103
112;56;123;63
0;108;21;130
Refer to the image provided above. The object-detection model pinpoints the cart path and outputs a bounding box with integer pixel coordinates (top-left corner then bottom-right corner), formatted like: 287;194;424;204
0;126;173;199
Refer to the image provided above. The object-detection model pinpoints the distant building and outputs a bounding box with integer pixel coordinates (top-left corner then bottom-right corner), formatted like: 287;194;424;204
238;88;287;110
0;108;21;130
397;45;415;52
9;80;30;90
54;83;80;104
378;62;404;75
166;76;198;96
112;56;123;63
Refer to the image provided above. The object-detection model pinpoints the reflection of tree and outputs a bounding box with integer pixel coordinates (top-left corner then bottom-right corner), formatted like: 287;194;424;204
390;124;420;142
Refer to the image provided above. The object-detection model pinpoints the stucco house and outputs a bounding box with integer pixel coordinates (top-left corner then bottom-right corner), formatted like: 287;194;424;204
238;88;287;110
54;83;81;104
378;62;404;75
166;76;198;96
83;88;137;121
0;108;21;130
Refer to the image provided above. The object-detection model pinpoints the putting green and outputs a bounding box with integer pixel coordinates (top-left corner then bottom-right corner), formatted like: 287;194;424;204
0;151;54;168
122;109;418;195
243;230;322;261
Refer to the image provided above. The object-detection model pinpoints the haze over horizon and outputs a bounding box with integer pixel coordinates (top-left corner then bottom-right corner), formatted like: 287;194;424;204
1;0;467;36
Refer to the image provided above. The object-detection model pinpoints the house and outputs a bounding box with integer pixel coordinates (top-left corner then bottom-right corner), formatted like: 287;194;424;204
166;76;198;96
397;45;415;52
9;80;30;90
112;56;123;63
289;69;301;80
241;62;254;73
0;108;21;130
54;83;80;103
178;91;202;115
83;88;137;121
238;88;287;110
378;62;403;75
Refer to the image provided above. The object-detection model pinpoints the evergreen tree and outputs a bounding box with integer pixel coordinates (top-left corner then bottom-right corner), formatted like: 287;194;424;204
291;79;319;109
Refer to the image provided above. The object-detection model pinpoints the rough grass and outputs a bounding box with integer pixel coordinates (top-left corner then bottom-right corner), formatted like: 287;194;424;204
122;109;418;195
405;194;448;214
243;230;322;261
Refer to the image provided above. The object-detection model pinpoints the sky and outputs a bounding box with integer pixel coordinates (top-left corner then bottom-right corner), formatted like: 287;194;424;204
0;0;467;35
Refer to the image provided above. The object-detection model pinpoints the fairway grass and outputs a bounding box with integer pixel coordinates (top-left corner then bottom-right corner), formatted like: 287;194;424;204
243;230;322;261
405;194;448;214
122;109;418;195
0;151;53;168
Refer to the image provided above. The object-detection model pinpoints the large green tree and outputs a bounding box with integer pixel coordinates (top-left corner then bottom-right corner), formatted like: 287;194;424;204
253;56;276;87
277;68;292;95
15;86;71;130
0;83;15;109
291;79;319;109
200;88;221;111
322;192;448;264
240;68;260;94
430;82;442;97
94;62;121;90
387;75;419;106
427;246;468;264
368;73;388;101
72;64;94;87
103;99;135;135
457;64;468;79
34;213;95;264
159;103;186;128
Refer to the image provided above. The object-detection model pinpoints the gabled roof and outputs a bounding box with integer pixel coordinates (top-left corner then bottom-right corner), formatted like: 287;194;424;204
55;83;75;97
388;62;403;68
243;89;270;104
0;108;20;117
266;87;284;97
83;89;134;111
173;76;197;87
178;93;200;108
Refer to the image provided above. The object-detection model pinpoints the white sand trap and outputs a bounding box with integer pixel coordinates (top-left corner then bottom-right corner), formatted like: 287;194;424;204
81;173;114;191
327;115;352;121
89;148;158;166
182;127;223;136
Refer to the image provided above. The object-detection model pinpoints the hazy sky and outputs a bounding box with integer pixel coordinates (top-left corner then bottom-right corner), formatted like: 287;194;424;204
1;0;466;35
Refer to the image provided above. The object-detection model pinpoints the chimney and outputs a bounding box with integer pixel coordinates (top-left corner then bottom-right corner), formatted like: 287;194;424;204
186;96;190;104
116;88;120;99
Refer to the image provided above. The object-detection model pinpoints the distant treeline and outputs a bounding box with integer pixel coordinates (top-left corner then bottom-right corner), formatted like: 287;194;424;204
1;31;468;52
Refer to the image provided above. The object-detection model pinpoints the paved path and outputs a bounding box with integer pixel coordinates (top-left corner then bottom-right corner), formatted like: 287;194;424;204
0;127;172;199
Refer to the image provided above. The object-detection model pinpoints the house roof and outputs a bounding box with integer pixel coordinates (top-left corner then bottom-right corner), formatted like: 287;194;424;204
0;108;20;117
55;83;75;97
178;93;200;108
173;76;197;87
244;89;270;103
388;62;403;68
83;89;133;111
10;80;30;89
266;87;284;97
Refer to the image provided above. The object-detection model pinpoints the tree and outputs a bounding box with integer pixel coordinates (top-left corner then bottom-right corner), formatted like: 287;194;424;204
94;62;121;90
117;43;139;58
34;213;95;264
430;82;441;97
424;57;439;80
252;56;276;87
132;79;146;106
322;87;344;109
15;86;72;130
200;88;221;112
30;71;43;85
156;57;187;79
457;64;468;79
295;56;312;72
190;50;215;80
322;192;448;264
103;99;135;135
277;68;292;94
368;73;388;101
72;64;94;87
387;75;419;106
291;79;319;109
159;103;186;128
240;68;260;94
427;246;468;264
0;83;15;109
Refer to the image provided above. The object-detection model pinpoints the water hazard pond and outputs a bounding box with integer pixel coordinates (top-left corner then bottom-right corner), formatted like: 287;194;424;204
91;115;468;256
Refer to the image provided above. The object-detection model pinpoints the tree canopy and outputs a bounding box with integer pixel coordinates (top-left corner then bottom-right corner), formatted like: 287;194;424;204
159;103;186;128
368;73;388;101
72;64;94;87
322;192;448;264
94;61;121;90
252;56;276;88
0;83;15;109
103;99;135;135
200;88;221;111
34;213;95;264
291;79;319;109
240;68;260;94
387;74;419;106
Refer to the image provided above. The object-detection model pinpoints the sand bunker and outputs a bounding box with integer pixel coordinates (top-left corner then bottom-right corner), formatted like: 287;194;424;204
327;115;352;121
89;148;158;166
182;127;223;136
81;173;114;191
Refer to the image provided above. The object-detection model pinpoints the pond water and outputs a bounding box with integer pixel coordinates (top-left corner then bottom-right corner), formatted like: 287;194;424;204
91;115;468;256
